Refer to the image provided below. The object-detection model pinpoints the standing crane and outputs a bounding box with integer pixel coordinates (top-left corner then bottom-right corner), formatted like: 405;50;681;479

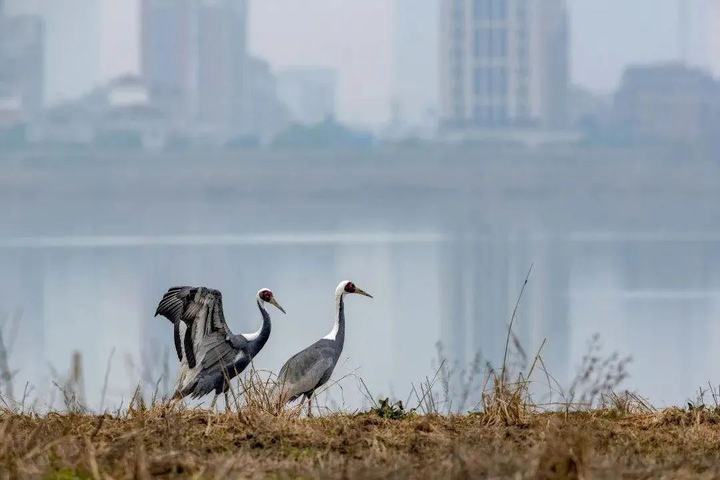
155;286;285;407
276;280;372;416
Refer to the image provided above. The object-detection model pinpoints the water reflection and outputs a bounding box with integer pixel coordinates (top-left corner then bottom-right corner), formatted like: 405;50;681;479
1;233;718;409
1;151;719;410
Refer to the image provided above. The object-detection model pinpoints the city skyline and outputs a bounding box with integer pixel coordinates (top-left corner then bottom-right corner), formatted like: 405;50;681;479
2;0;719;127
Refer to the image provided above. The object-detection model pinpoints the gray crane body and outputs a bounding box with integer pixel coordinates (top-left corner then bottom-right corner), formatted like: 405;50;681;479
277;297;345;403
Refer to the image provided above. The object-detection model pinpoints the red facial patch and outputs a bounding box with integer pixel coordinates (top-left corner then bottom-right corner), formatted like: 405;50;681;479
344;282;356;293
260;290;273;302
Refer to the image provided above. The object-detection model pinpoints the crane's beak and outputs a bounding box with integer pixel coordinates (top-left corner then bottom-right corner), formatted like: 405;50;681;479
355;287;373;298
269;297;286;314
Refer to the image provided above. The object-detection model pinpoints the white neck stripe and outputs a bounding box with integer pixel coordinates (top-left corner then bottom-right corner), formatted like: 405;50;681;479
323;290;344;340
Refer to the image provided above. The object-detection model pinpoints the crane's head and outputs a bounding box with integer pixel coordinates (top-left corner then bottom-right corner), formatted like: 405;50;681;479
257;288;286;314
336;280;373;298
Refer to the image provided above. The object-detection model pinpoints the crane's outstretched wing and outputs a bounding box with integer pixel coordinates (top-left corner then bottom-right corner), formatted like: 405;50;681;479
277;342;336;403
155;286;231;368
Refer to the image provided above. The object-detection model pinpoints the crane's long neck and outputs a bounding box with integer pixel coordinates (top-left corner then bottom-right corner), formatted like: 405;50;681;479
246;300;272;357
323;292;345;348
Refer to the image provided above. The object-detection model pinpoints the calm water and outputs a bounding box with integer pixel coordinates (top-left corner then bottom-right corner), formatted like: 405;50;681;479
1;148;719;410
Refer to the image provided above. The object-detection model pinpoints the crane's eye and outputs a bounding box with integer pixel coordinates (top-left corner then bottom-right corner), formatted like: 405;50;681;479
344;282;355;293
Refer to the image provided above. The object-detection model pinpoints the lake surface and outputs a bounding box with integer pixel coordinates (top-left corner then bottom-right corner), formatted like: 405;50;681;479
1;146;719;410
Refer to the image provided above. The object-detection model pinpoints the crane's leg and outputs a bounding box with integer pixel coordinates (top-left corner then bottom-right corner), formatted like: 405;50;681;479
167;392;182;409
224;391;230;412
210;393;218;411
306;393;313;418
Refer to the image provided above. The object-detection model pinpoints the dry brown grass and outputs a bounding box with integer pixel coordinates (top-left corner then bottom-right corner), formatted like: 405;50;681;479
2;405;720;479
2;271;714;478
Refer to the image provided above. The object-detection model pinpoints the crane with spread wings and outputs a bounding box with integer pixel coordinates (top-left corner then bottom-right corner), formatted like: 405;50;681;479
155;286;285;407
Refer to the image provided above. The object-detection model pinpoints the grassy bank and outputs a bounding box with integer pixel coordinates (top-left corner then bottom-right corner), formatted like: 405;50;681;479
2;403;720;479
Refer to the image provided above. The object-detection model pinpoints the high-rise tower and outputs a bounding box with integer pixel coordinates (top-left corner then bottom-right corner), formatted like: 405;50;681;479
141;0;249;126
440;0;568;130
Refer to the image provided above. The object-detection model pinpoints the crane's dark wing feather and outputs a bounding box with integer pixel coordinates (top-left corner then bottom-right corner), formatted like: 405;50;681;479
155;286;231;368
156;286;229;332
155;286;193;324
172;321;183;362
183;324;196;368
181;287;229;335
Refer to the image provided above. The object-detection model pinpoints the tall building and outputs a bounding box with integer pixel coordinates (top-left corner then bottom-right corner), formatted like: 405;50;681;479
242;57;289;141
141;0;251;129
195;0;248;126
614;63;720;145
141;0;195;119
8;1;131;105
0;13;44;122
440;0;568;131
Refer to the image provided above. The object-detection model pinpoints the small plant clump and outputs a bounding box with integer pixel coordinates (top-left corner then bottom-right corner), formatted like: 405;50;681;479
370;397;408;420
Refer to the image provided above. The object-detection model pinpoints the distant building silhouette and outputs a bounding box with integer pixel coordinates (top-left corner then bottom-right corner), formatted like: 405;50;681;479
141;0;195;121
0;12;44;125
30;74;172;150
242;58;289;141
439;0;568;132
276;68;337;126
141;0;286;143
195;0;248;127
614;63;720;146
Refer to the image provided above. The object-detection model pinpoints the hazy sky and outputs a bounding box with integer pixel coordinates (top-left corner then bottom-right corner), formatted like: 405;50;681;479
569;0;680;93
569;0;719;93
249;0;395;127
9;0;718;125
